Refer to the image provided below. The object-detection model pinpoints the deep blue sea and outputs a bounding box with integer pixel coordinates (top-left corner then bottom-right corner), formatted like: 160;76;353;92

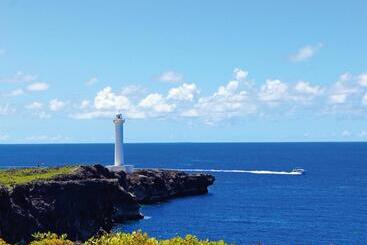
0;143;366;245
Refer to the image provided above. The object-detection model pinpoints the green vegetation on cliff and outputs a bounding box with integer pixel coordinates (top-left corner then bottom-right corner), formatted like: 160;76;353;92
25;231;230;245
0;166;77;188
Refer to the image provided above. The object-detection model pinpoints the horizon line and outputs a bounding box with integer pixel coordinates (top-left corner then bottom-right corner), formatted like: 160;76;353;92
1;140;367;145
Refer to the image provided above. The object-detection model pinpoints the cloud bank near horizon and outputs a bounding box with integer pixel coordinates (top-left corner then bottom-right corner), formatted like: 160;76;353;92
2;68;366;126
70;68;367;124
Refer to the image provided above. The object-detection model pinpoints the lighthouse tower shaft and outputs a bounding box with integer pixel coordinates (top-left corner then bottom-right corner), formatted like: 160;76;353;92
113;114;125;166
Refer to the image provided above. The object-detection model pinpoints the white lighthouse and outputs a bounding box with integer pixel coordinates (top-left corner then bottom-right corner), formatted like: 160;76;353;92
113;113;125;166
108;114;134;173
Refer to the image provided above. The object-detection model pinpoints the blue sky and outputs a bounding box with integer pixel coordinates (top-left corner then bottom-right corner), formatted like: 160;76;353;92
1;0;367;143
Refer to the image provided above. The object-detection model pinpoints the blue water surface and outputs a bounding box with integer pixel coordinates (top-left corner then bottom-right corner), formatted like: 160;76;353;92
0;143;366;245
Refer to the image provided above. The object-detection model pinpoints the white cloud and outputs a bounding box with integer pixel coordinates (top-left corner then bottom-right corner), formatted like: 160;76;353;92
290;43;323;62
157;71;183;83
362;93;367;106
139;93;176;113
292;81;323;103
358;73;367;87
68;68;367;124
121;85;143;96
193;80;255;122
327;74;358;104
259;79;288;103
294;81;322;95
0;104;15;116
339;72;352;82
138;94;163;108
328;94;347;104
217;80;240;96
79;100;91;109
32;111;51;119
0;71;37;83
25;135;71;142
71;87;147;120
26;102;43;110
0;133;9;141
49;99;66;111
167;83;199;101
25;102;51;118
85;77;98;86
181;109;199;117
70;110;113;120
233;68;248;81
94;87;131;111
125;108;147;119
73;86;177;120
71;108;146;120
8;89;24;96
27;82;49;91
341;130;352;137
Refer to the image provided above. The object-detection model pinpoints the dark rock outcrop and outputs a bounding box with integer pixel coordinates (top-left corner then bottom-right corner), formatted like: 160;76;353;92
0;185;39;243
126;169;215;204
0;166;141;243
53;165;128;189
0;165;214;243
54;165;215;205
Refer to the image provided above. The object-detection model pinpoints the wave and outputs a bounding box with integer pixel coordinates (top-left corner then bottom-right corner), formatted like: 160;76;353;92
160;168;303;175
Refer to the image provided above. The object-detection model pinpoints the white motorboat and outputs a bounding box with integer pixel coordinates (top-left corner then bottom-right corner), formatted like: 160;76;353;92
291;168;306;175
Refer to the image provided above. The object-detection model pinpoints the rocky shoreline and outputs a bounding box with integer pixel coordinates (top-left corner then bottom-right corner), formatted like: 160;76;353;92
0;165;214;243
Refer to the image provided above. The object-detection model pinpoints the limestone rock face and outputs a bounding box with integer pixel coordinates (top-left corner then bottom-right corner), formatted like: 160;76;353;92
0;185;39;243
0;166;141;243
54;165;128;189
126;169;215;204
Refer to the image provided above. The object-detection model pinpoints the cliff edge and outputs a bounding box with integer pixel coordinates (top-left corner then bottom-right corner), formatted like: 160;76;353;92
0;165;214;243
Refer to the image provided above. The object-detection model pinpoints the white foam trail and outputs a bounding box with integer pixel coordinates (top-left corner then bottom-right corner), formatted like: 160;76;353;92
159;168;303;175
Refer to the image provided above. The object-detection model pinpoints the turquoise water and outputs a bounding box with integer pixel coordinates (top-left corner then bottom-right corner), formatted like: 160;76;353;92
0;143;366;244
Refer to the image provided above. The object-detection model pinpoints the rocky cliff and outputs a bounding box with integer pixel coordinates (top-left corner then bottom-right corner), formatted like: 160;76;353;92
0;165;214;243
127;169;215;204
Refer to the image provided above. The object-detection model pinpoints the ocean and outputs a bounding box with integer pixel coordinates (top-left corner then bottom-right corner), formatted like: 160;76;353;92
0;143;366;245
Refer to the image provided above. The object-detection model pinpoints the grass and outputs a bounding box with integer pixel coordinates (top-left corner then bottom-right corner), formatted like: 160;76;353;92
0;166;77;188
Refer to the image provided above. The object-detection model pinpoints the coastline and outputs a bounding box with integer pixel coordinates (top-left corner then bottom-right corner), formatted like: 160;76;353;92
0;165;214;243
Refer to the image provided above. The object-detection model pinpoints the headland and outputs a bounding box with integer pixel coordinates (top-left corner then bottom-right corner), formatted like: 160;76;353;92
0;164;214;243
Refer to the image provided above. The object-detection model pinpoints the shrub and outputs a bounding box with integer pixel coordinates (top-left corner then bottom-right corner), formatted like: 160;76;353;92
159;234;229;245
30;232;73;245
84;231;158;245
0;238;9;245
84;231;229;245
12;231;230;245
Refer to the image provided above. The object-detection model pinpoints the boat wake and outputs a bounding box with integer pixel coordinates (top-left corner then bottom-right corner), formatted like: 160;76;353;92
161;168;304;175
